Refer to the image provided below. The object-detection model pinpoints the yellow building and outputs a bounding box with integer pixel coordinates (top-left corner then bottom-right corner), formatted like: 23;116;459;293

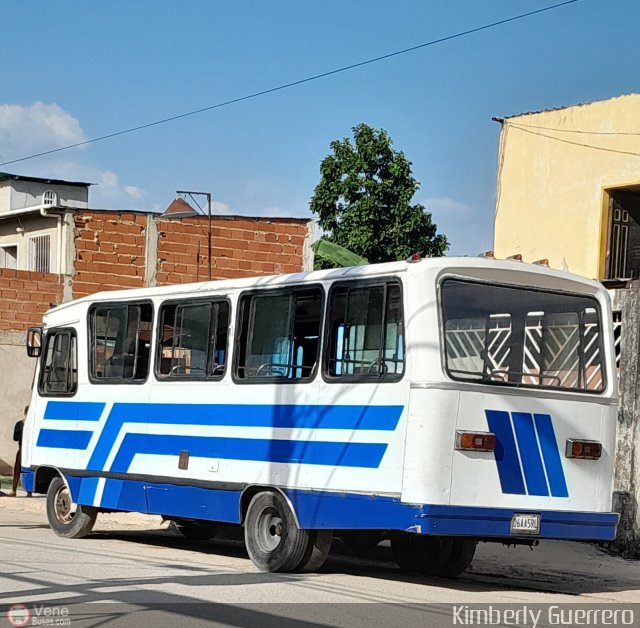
494;93;640;280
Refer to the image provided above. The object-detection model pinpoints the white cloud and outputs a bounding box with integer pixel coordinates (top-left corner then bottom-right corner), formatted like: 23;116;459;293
211;200;231;214
99;171;118;189
0;102;86;159
125;185;146;199
424;197;472;215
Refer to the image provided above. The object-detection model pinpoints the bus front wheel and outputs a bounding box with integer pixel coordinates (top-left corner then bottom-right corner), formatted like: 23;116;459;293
391;532;453;576
244;491;309;572
46;477;97;539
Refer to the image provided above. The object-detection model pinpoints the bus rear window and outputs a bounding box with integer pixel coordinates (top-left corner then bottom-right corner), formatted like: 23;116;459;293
441;279;606;393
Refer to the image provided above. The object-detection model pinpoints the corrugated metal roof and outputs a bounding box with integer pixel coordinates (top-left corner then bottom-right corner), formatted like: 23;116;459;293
497;92;640;120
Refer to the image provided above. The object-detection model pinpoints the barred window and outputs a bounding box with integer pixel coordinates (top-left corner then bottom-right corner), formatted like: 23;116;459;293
28;235;51;273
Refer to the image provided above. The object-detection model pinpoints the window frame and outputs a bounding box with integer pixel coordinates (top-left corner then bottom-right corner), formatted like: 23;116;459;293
321;277;406;384
438;276;608;395
232;283;325;385
154;296;231;382
87;299;155;386
38;327;78;398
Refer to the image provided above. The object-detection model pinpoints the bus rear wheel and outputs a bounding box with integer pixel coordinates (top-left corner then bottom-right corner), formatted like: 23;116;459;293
295;529;333;573
46;477;97;539
244;491;309;572
437;538;477;578
391;532;453;576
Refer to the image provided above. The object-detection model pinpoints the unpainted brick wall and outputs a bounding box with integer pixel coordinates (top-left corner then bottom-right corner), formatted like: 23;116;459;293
0;269;61;331
73;211;147;298
156;216;309;284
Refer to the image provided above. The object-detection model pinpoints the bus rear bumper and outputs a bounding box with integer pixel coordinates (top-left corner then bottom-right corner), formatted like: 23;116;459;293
417;504;620;541
287;490;619;541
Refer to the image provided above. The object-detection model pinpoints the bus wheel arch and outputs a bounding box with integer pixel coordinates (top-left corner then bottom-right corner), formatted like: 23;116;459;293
34;465;62;495
239;485;301;528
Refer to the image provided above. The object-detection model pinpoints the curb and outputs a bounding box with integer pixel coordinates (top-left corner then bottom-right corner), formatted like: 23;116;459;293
0;491;166;529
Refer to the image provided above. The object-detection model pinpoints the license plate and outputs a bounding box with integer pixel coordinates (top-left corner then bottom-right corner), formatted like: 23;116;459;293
510;513;540;535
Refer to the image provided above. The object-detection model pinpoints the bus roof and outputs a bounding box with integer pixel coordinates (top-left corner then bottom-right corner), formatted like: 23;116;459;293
43;256;604;320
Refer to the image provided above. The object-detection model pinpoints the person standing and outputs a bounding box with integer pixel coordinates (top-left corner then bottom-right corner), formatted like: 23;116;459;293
10;406;31;497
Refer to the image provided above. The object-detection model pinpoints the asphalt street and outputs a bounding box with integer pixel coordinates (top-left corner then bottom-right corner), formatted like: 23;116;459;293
0;499;638;627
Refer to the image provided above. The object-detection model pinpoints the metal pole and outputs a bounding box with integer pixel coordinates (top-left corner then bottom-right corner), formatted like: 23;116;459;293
207;192;212;281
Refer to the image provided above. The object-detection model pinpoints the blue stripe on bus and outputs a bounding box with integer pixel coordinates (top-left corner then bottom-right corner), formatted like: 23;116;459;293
86;403;403;472
534;413;569;498
108;433;388;473
36;429;93;450
485;410;526;495
44;401;105;422
511;412;549;496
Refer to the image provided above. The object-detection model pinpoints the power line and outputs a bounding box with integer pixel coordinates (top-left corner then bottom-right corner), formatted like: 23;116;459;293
0;0;583;168
507;123;640;158
508;121;640;136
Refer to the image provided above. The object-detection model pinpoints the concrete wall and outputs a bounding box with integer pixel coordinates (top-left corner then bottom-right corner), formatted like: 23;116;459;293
0;332;35;476
0;213;62;273
494;93;640;278
611;288;640;556
0;179;88;213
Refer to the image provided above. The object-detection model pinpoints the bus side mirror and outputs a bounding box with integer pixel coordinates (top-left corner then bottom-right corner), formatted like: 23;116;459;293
26;327;42;358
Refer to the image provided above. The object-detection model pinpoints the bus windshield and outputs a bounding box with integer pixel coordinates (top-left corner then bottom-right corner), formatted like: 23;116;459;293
441;278;606;393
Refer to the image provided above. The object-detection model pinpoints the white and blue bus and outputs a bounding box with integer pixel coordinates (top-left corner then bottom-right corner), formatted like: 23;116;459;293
22;256;619;576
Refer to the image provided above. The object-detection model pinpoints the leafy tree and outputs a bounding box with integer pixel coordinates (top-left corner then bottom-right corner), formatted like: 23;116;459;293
310;123;448;267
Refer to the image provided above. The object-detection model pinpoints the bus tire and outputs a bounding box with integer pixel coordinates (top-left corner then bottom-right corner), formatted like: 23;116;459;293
391;532;453;576
244;491;309;572
437;539;477;578
175;522;218;541
46;477;97;539
295;529;333;573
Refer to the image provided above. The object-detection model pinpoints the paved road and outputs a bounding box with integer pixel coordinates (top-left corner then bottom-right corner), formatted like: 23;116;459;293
0;500;638;626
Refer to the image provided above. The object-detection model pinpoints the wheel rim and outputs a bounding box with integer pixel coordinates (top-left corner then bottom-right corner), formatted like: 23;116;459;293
53;484;76;524
256;507;284;553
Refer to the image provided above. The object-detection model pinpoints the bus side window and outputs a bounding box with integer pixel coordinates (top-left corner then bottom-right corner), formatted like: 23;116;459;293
325;281;404;381
235;287;322;381
157;299;229;379
90;302;153;383
39;329;77;396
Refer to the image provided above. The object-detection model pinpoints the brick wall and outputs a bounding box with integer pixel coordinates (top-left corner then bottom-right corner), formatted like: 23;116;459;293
156;215;309;284
73;211;147;298
0;269;61;331
0;210;311;332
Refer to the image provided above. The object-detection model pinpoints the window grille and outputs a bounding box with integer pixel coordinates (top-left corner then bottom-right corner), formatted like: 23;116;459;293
43;189;57;206
28;235;51;273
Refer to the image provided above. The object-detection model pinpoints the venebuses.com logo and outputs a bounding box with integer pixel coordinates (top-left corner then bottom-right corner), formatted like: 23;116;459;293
6;603;70;627
7;605;30;627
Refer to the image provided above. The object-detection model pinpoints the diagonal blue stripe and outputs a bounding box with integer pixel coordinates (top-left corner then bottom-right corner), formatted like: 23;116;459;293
37;429;93;450
485;410;526;495
534;413;569;498
512;412;549;496
87;403;402;472
44;401;105;422
109;433;388;473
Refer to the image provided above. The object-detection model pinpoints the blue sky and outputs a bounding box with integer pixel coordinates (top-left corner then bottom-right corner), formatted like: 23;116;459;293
1;0;638;255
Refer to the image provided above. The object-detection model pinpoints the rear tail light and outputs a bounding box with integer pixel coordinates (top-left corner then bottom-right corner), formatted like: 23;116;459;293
455;431;496;452
565;439;602;460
